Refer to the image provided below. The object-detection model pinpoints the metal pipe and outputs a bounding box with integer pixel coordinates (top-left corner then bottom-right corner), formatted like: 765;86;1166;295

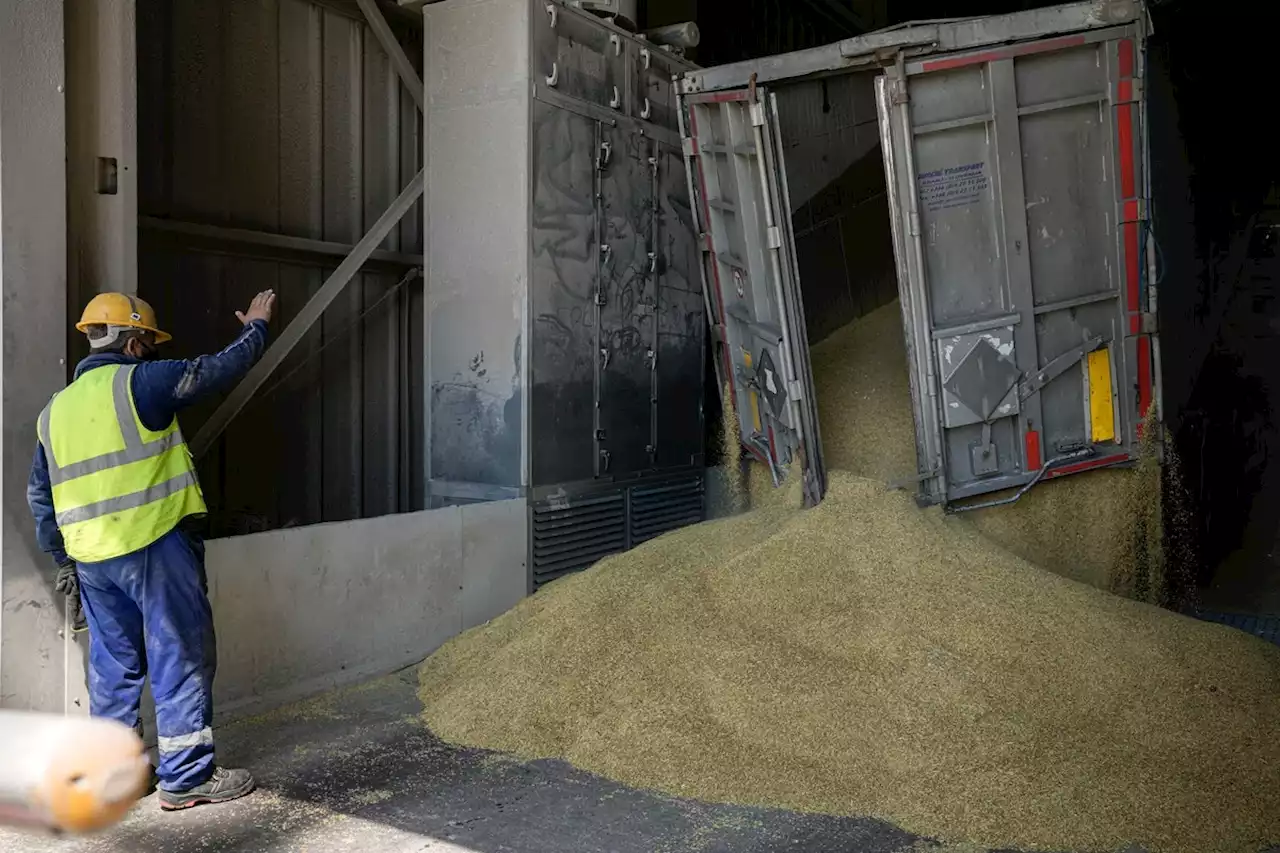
642;22;700;49
892;52;948;503
138;216;423;269
0;712;148;835
947;449;1093;514
356;0;425;110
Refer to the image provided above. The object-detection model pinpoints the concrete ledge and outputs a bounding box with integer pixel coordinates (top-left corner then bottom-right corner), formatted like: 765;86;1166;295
207;500;527;721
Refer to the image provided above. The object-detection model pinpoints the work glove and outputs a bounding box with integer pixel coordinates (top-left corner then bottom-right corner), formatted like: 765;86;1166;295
54;560;88;635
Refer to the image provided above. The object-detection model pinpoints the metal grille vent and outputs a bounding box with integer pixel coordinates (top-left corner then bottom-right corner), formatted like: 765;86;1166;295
531;492;627;588
630;476;705;545
530;474;708;589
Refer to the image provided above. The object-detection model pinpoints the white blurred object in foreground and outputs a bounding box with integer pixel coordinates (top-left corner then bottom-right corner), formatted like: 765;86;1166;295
0;712;149;834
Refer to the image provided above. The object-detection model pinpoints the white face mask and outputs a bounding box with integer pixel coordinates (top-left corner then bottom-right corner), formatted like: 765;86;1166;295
88;325;134;350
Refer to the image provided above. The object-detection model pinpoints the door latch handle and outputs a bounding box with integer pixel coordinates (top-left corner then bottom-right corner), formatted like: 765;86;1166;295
546;62;559;87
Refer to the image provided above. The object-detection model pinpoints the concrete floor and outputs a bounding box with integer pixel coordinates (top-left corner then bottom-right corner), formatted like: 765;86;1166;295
0;669;947;853
5;666;1271;853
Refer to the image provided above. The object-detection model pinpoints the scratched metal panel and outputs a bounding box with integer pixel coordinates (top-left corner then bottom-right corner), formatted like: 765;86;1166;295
598;125;655;478
423;0;529;498
135;0;425;535
654;141;705;470
881;25;1151;504
529;101;598;488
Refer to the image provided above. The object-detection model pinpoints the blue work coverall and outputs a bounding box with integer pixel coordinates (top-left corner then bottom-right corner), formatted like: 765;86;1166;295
27;320;268;792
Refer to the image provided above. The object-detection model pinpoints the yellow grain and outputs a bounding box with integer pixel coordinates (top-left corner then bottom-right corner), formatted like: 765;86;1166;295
418;302;1280;853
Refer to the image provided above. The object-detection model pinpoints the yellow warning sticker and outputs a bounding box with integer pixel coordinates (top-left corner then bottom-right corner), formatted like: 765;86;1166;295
1087;348;1116;444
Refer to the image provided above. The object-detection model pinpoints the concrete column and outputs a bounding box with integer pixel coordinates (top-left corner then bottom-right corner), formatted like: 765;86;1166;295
65;0;138;366
0;0;85;712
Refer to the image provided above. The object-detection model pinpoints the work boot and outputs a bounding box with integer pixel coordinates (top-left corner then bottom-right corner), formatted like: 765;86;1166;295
158;767;256;811
131;722;157;794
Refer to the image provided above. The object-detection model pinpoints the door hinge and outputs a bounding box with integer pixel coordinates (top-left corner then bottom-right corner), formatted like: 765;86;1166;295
891;80;909;105
766;226;782;249
908;211;921;237
749;102;766;127
646;348;657;370
1140;312;1158;335
682;137;697;158
787;379;803;402
594;289;607;307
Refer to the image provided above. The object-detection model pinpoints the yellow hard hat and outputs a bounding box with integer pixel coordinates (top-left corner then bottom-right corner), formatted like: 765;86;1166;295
75;293;171;344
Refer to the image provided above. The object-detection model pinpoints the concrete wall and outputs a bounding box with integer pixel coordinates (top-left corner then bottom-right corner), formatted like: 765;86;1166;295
1;0;531;718
208;499;527;720
423;0;531;501
65;0;138;317
0;0;87;712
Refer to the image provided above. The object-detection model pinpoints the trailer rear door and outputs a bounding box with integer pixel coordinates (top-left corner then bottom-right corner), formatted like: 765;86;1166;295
877;23;1159;504
680;89;826;505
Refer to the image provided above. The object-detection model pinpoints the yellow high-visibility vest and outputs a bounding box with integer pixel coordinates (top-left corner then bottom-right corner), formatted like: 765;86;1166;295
38;364;207;563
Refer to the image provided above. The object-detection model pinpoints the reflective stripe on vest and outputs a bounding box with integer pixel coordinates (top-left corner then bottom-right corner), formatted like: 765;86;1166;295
38;366;182;487
39;364;206;562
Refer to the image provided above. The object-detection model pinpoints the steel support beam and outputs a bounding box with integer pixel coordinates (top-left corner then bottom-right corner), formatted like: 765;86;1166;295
190;169;426;458
138;216;424;268
357;0;425;109
192;0;428;453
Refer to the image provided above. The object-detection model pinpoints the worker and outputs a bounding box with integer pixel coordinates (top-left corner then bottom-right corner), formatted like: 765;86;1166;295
26;290;276;811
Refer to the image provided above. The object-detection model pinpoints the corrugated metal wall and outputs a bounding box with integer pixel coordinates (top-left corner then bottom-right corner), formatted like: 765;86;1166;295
136;0;425;537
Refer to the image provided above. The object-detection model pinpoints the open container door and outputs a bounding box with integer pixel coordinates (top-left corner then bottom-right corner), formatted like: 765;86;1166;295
876;11;1160;505
680;86;827;506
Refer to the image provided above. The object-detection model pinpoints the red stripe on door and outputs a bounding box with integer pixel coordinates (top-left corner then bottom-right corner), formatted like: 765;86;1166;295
919;34;1087;73
1025;430;1042;472
1118;38;1135;77
1136;335;1152;431
688;91;751;105
1048;453;1132;479
1124;221;1140;329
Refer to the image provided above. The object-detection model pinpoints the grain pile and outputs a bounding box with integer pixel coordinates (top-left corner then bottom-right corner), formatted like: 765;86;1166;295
418;301;1280;851
421;472;1280;852
802;301;1169;601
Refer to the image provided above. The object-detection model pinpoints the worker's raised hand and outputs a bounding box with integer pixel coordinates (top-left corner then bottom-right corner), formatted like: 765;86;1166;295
236;290;276;326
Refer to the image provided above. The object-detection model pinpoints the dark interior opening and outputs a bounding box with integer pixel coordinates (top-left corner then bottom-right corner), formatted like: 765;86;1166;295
686;0;1280;616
